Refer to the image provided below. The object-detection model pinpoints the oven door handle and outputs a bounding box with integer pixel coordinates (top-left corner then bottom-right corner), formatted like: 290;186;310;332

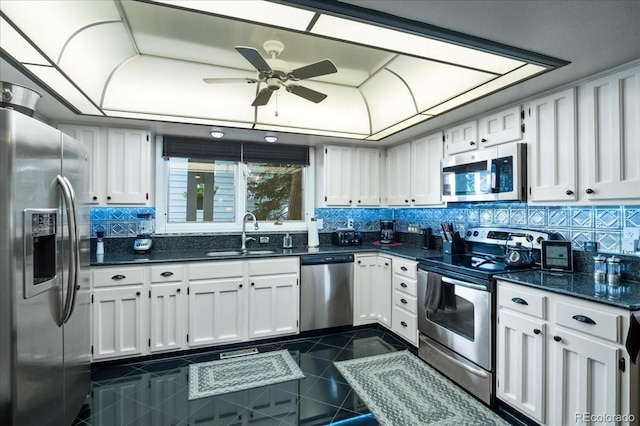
422;339;489;379
441;276;487;292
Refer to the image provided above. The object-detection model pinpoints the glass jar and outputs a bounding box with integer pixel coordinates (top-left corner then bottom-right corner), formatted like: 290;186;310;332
593;254;607;283
606;256;622;286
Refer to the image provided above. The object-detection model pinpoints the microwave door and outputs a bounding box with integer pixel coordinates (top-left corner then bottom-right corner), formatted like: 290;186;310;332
442;159;496;202
493;156;519;200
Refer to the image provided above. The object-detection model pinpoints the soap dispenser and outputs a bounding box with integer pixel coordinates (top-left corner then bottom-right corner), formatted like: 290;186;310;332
283;233;293;249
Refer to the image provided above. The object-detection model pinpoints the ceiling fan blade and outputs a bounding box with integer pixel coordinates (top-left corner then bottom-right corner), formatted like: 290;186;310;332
252;87;274;107
203;77;258;84
235;46;272;74
286;84;328;103
289;59;337;80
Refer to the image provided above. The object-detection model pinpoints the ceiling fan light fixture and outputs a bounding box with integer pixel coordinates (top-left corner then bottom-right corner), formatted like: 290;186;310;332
210;129;225;138
264;134;278;143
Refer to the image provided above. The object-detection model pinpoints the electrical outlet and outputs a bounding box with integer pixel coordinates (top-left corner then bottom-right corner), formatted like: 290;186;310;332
622;227;640;253
259;236;269;244
347;218;354;229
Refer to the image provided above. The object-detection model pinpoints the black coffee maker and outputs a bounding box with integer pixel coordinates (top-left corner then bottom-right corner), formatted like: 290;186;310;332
380;220;395;244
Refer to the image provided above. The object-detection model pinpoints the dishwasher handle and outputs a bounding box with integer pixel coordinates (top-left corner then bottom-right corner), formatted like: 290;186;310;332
300;254;355;265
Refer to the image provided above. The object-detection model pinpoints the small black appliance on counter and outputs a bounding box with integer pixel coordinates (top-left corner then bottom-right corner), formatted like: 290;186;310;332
331;229;362;246
380;220;395;244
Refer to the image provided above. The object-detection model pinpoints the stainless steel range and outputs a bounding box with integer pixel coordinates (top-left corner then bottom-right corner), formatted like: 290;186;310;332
417;227;551;406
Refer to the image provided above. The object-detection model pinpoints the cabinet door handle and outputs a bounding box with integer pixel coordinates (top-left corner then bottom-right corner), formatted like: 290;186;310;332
349;200;352;203
107;196;112;200
251;282;255;286
481;138;487;143
239;284;243;288
404;199;409;203
469;141;475;146
553;335;562;342
401;298;408;304
585;188;594;194
384;263;389;267
566;189;574;196
401;321;408;327
572;314;596;325
92;196;97;201
176;288;181;293
511;297;528;305
411;199;416;202
401;282;407;288
401;266;408;271
533;328;541;335
160;271;174;277
358;200;361;203
357;260;361;264
136;291;140;296
112;274;126;280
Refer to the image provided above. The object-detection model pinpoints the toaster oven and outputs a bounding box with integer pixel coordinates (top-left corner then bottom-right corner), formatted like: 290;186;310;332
331;230;362;246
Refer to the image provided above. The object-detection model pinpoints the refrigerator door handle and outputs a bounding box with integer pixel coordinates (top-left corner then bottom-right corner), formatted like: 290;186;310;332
56;175;79;325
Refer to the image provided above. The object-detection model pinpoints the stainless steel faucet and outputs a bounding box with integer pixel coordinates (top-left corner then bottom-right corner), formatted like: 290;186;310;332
241;212;259;252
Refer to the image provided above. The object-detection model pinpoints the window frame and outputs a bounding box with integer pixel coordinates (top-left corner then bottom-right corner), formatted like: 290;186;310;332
154;136;315;234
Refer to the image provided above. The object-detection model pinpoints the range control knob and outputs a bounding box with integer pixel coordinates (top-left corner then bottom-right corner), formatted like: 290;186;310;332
473;231;479;237
536;236;544;244
466;231;472;237
526;234;534;242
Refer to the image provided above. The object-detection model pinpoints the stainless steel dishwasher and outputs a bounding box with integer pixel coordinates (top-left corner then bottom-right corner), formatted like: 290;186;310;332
300;254;354;332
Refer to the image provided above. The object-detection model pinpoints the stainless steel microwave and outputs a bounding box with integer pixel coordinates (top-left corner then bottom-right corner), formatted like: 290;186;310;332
441;143;527;202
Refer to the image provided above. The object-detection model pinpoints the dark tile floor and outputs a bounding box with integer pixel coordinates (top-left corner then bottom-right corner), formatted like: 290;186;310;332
73;326;415;426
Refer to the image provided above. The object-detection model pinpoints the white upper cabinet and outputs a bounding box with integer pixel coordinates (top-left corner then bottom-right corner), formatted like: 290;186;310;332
59;124;152;205
59;124;102;204
444;120;478;155
321;145;381;206
582;65;640;201
107;128;151;204
386;143;412;206
410;132;444;206
478;106;523;147
353;147;381;206
526;88;578;203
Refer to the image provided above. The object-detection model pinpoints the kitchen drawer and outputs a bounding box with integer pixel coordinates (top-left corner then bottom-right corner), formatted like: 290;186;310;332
555;300;621;343
92;267;144;287
392;258;417;279
393;274;417;297
498;283;547;320
248;257;298;276
189;261;243;280
150;265;183;282
392;306;418;346
393;289;417;314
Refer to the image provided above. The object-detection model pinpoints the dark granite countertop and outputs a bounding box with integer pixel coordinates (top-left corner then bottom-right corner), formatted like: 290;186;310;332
497;271;640;311
91;244;442;266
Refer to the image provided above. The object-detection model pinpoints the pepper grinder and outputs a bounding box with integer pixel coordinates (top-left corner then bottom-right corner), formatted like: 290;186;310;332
606;256;621;286
593;254;607;283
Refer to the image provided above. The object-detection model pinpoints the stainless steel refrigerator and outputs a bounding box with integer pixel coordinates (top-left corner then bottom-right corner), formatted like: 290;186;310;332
1;105;91;425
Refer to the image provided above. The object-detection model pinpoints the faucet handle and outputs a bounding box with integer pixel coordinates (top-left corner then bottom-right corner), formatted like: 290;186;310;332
254;222;259;230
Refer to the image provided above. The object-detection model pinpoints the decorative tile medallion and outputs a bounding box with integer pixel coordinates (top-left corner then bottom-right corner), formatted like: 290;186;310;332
188;350;304;400
334;351;509;426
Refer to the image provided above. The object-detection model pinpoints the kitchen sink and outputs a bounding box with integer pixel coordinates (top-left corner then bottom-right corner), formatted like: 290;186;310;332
205;249;277;257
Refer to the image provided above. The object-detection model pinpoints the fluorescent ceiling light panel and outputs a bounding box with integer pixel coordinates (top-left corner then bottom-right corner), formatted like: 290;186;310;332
254;124;369;139
0;17;50;65
311;14;526;75
103;110;254;129
360;69;417;134
24;64;102;115
425;64;547;115
151;0;315;31
366;114;433;141
0;0;121;61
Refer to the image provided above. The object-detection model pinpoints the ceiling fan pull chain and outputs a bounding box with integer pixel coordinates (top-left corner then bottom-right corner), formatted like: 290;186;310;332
275;91;279;117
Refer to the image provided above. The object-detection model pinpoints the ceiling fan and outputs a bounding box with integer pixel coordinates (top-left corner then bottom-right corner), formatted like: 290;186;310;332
203;40;337;107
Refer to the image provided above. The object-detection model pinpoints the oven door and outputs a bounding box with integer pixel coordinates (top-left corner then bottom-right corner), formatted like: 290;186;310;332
417;269;492;371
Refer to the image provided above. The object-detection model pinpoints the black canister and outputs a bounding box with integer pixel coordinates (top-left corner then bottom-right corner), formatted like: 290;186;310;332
422;228;433;249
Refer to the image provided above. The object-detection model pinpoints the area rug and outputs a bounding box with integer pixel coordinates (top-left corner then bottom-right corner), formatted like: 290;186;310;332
334;351;510;426
188;350;304;400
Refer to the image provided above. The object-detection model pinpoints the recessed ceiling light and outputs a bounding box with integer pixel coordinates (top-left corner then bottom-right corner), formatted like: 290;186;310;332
210;130;224;138
264;135;277;143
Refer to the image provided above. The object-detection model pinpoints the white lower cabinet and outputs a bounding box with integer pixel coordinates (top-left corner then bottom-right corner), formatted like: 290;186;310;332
92;267;146;360
353;254;391;326
389;256;418;347
91;258;299;361
496;280;634;426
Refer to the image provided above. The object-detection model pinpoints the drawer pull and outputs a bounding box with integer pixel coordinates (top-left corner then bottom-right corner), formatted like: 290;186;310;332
511;297;528;305
553;335;562;342
572;314;596;325
136;291;140;296
401;298;408;304
111;274;126;280
401;321;407;327
176;288;181;293
400;283;407;288
160;271;174;277
400;266;408;271
533;328;541;335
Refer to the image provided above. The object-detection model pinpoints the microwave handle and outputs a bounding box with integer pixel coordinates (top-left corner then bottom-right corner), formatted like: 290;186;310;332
490;159;498;192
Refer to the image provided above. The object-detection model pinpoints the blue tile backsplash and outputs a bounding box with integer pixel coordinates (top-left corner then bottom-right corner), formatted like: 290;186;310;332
90;207;155;237
315;204;640;254
91;205;639;255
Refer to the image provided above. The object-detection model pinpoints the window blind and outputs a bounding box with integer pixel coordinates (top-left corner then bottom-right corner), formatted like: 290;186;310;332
162;136;309;165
